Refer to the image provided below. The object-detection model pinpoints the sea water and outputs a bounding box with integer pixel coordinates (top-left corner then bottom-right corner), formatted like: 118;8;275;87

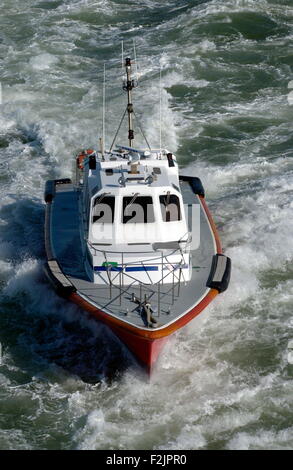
0;0;292;450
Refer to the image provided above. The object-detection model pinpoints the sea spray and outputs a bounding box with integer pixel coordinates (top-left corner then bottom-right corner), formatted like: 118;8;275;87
0;0;292;450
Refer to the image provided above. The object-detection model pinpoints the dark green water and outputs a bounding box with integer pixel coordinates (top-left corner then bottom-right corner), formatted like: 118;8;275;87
0;0;292;450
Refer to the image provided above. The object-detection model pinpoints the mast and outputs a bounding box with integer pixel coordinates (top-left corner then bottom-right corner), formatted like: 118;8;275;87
110;53;150;151
102;63;106;159
123;57;136;147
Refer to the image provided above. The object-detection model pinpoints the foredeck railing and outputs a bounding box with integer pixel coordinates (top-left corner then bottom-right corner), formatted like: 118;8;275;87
85;234;191;323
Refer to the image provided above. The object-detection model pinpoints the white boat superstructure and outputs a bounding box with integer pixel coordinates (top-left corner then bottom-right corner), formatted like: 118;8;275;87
78;146;192;286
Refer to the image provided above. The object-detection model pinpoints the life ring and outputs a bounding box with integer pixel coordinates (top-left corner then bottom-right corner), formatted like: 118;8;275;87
76;153;86;170
76;149;95;170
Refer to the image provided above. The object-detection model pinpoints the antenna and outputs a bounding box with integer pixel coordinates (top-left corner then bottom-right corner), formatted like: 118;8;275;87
123;57;136;147
133;39;139;84
159;66;162;155
102;62;106;158
111;47;150;150
121;40;124;77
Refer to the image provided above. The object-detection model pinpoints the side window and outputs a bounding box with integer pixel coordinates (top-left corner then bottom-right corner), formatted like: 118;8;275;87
92;196;115;223
122;196;154;223
160;194;181;222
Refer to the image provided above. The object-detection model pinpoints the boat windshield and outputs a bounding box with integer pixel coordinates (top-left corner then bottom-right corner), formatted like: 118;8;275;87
122;196;154;224
92;195;115;223
159;194;181;222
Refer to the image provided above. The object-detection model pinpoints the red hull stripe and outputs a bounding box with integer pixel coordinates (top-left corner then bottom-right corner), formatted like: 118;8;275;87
199;196;222;254
109;326;168;374
69;288;217;341
68;288;218;368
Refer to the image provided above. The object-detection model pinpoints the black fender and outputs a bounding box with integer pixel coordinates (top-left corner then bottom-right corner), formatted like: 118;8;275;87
43;261;76;298
179;175;205;197
44;178;72;203
207;254;231;293
44;180;55;203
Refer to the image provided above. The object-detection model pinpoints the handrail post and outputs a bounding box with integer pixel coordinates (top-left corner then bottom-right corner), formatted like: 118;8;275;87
158;281;160;317
178;267;182;297
121;252;124;289
119;270;122;306
108;267;112;298
172;269;175;304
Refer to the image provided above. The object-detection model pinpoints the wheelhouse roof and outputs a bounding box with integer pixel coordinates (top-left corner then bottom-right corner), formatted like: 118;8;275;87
85;148;180;198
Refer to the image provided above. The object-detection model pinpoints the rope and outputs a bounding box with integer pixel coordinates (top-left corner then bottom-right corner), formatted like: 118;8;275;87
133;110;152;151
109;107;128;151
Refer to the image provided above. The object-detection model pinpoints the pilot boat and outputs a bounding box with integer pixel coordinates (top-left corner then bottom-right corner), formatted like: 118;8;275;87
44;57;231;374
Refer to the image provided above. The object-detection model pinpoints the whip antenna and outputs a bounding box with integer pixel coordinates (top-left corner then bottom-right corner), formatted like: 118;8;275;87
101;62;106;158
121;40;124;78
133;39;139;84
159;66;162;155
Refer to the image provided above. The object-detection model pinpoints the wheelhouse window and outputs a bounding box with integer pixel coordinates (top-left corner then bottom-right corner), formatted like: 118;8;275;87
122;196;154;224
92;195;115;223
160;194;181;222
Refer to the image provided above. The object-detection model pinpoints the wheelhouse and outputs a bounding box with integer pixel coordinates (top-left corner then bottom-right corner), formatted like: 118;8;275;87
78;148;193;286
89;187;188;247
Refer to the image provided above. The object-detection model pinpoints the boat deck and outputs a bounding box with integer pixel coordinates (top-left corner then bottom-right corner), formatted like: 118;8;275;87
48;180;217;330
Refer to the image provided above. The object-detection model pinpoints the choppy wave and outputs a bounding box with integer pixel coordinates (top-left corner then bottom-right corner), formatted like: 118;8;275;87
0;0;292;450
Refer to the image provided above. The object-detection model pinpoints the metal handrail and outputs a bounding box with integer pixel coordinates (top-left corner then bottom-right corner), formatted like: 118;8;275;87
99;259;184;318
87;232;191;260
86;232;190;320
90;239;185;278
